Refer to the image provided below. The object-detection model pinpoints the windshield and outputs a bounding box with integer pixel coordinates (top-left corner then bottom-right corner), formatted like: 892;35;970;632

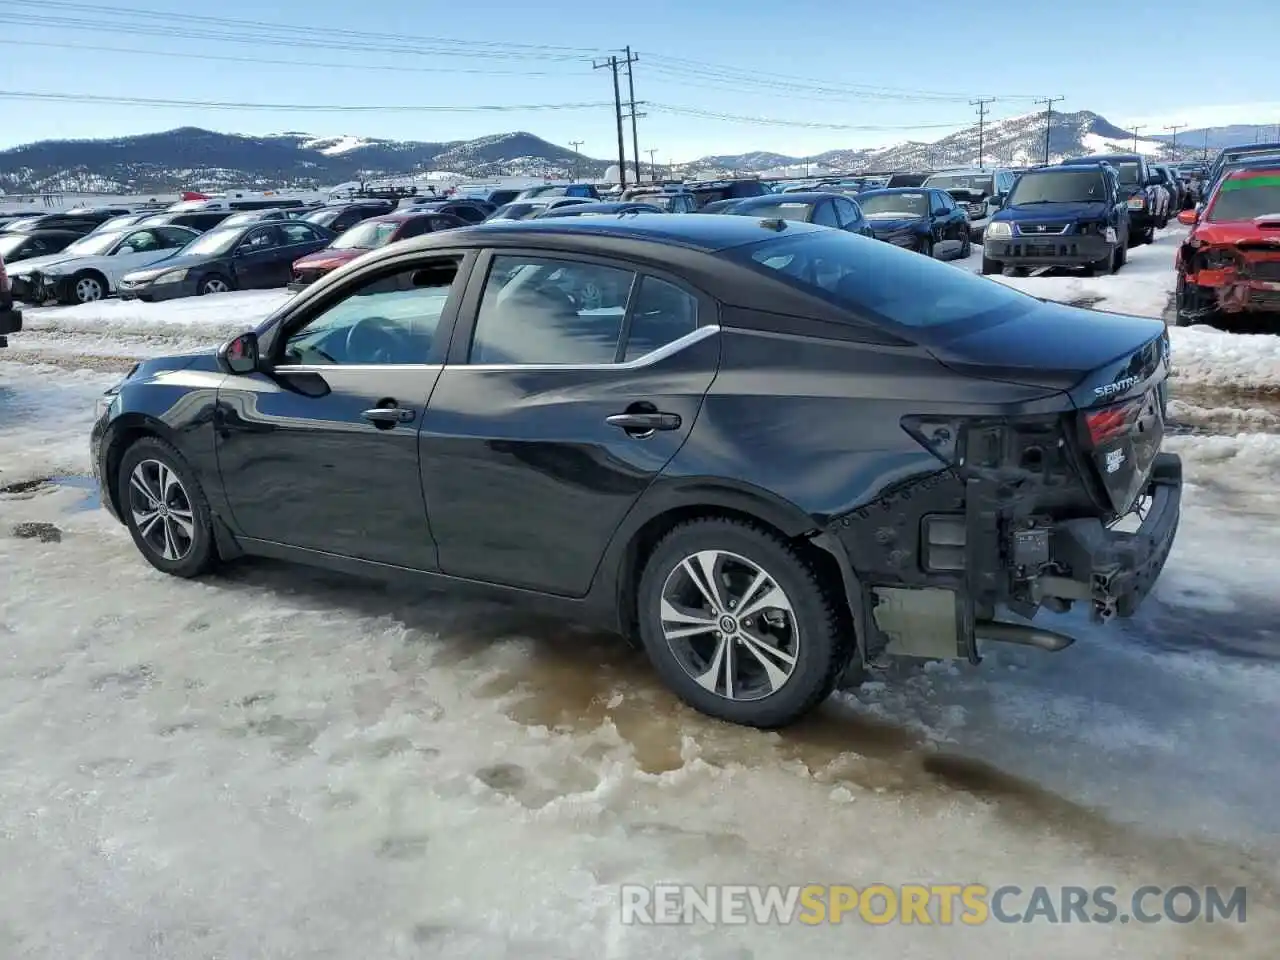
0;234;28;256
180;228;244;256
304;209;339;226
857;192;928;217
221;212;262;226
491;202;546;220
1113;162;1140;184
626;195;676;210
729;229;1035;331
1208;174;1280;222
63;231;126;256
926;174;994;193
332;220;400;249
732;201;814;222
1009;170;1107;204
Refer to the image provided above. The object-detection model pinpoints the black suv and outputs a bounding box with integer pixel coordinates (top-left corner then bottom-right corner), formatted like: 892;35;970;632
981;162;1130;275
92;216;1181;729
1060;154;1162;244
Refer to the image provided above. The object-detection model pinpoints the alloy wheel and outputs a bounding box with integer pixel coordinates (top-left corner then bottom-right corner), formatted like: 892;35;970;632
127;459;195;562
76;277;103;302
202;278;229;294
660;550;799;702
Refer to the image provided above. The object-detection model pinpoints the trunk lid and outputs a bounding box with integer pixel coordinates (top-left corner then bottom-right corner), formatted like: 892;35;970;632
928;300;1171;512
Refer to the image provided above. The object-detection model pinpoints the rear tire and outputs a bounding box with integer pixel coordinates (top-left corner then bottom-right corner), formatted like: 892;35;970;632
917;236;934;258
635;517;852;729
68;271;107;305
118;437;217;579
981;255;1001;275
960;233;972;259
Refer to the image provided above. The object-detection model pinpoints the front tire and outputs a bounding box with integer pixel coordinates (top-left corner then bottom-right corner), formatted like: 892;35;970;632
980;255;1002;275
198;274;231;296
118;437;217;578
636;518;852;729
917;236;935;258
960;232;972;258
68;271;107;305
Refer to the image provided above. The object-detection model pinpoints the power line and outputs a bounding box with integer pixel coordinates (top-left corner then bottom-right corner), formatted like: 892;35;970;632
647;103;969;131
1035;96;1064;164
970;98;995;169
2;0;602;56
0;38;586;77
0;89;613;113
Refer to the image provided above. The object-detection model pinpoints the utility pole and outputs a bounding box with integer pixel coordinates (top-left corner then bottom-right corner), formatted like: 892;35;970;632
1164;124;1185;161
1203;127;1210;161
594;55;628;189
1131;125;1144;152
569;140;583;183
970;98;995;168
622;46;642;187
1035;96;1064;164
646;148;659;182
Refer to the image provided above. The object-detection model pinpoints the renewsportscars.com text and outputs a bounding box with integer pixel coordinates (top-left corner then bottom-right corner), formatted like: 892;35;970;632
620;883;1247;926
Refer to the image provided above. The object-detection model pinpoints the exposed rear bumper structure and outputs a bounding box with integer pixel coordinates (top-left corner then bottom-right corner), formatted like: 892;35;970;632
832;452;1183;665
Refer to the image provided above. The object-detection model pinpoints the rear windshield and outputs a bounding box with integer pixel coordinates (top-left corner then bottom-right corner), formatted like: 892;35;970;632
926;174;994;192
491;202;545;220
857;192;928;217
732;201;814;222
1208;175;1280;222
332;220;400;249
1009;170;1107;204
728;229;1035;331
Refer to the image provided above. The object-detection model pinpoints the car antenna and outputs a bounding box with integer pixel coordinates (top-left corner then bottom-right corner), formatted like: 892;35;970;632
759;218;788;231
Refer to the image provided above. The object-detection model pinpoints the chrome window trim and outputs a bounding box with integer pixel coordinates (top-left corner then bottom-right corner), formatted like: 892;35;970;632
276;324;720;375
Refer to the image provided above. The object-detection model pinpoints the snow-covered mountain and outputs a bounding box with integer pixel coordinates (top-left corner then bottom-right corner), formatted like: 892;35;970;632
692;110;1180;176
0;127;607;193
0;110;1260;194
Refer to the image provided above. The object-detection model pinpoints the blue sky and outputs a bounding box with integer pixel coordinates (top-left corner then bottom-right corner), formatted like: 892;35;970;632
2;0;1279;160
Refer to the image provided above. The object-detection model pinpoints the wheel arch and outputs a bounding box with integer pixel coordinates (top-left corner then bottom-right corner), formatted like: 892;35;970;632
69;266;110;298
596;479;862;657
100;412;182;521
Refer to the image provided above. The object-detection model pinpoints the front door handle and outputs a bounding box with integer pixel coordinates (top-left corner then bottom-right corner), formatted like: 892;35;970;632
361;404;415;428
606;411;681;433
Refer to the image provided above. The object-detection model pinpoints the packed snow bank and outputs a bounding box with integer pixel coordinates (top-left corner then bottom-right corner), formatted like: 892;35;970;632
22;290;289;340
1167;325;1280;395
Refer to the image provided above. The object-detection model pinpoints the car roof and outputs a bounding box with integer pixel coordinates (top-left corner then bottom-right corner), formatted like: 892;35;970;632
387;212;827;257
366;211;437;223
1067;153;1139;163
856;187;930;196
733;192;847;204
544;201;659;212
1224;165;1280;179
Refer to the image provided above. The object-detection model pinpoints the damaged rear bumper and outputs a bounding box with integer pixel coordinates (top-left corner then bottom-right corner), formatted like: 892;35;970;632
833;453;1182;664
1033;453;1181;619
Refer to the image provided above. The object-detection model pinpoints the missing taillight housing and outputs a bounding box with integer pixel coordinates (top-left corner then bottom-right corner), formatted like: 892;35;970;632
1084;398;1141;446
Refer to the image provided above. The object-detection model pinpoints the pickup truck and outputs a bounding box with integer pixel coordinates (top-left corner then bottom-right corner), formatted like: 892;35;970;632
1060;153;1162;244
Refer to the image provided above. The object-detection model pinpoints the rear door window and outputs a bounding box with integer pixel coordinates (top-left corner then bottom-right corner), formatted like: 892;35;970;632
470;255;636;365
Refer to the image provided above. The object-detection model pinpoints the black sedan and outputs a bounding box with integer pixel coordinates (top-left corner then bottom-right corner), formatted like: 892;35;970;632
856;187;972;258
118;220;333;301
0;228;82;265
91;214;1182;729
716;192;874;236
534;201;665;218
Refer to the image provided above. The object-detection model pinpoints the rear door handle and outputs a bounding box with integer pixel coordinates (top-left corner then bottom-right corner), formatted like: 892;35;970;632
606;412;681;432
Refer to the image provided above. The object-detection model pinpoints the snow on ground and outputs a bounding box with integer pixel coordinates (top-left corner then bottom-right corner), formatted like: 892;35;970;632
2;361;1278;957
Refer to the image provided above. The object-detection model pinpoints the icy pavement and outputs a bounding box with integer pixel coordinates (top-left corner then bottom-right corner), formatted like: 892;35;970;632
2;358;1279;957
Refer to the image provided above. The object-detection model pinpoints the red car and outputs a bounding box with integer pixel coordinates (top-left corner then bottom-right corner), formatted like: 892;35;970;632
1175;166;1280;326
287;211;468;291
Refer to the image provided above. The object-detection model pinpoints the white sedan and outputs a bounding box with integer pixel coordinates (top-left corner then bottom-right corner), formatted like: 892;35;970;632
8;225;200;304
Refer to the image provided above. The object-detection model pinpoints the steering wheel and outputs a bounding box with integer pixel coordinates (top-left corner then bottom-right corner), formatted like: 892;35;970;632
344;316;408;364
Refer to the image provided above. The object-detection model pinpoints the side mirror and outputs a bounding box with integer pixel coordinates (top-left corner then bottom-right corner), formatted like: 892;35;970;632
1176;209;1198;226
989;195;1004;209
1146;174;1163;187
116;246;135;256
217;331;259;374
